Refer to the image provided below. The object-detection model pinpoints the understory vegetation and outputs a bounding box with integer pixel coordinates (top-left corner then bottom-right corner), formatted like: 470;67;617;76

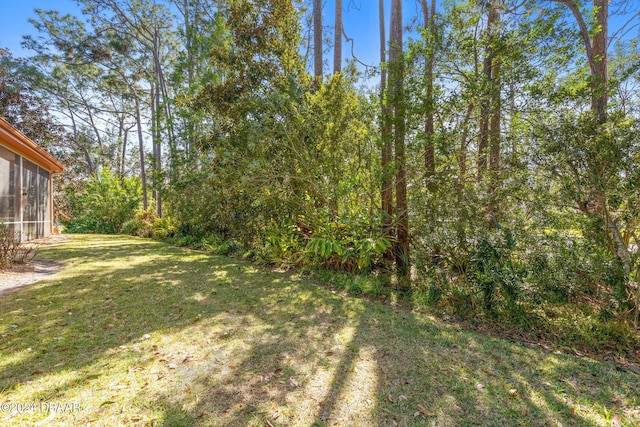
2;0;640;357
0;224;38;268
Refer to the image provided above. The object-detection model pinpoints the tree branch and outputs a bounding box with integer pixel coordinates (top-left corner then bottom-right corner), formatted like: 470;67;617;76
548;0;597;75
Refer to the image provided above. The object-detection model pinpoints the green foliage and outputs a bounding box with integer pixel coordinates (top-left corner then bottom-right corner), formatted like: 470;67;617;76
121;210;157;238
152;215;180;239
304;267;387;299
121;210;179;240
64;168;141;234
535;111;640;311
305;227;391;273
470;227;520;312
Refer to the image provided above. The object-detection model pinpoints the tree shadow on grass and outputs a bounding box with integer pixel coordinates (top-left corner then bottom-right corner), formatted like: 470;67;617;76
154;281;638;426
152;284;639;425
0;234;638;426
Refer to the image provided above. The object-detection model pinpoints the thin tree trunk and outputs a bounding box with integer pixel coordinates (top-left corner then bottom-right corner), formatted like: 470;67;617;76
313;0;322;78
390;0;410;285
420;0;436;188
591;0;608;121
550;0;608;121
459;102;474;192
477;3;497;183
121;127;128;179
184;0;195;158
184;0;193;87
379;0;393;261
334;0;343;74
488;52;501;217
135;96;148;210
151;82;163;217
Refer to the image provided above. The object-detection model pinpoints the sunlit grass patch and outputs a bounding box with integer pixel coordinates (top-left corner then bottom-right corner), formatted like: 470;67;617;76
0;234;638;426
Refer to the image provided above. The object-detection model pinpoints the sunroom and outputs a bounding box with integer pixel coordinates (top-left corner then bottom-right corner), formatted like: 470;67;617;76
0;117;64;240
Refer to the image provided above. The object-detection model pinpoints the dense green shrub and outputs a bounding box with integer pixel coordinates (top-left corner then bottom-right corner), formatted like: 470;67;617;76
470;227;520;312
121;210;180;240
121;210;157;238
64;168;141;234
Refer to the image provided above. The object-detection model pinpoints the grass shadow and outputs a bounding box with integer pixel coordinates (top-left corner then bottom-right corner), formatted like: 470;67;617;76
0;234;638;426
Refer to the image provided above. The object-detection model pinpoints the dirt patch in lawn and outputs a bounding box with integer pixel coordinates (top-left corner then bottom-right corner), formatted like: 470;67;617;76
0;235;68;297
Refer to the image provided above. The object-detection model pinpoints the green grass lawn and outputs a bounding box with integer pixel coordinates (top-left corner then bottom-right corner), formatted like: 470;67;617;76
0;234;638;426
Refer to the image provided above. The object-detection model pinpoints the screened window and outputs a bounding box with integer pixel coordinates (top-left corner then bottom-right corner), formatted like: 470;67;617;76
22;159;38;224
38;168;50;237
0;145;16;223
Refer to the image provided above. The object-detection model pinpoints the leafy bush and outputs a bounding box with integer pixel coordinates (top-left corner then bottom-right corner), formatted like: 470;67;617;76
65;168;141;234
303;218;391;273
152;216;179;239
260;223;305;267
305;235;391;273
121;210;157;238
469;227;521;313
122;210;180;240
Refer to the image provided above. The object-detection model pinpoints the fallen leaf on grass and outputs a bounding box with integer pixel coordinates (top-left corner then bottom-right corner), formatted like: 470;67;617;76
480;368;495;377
475;382;485;390
100;401;115;407
612;414;621;427
417;403;435;416
168;363;178;369
31;370;43;376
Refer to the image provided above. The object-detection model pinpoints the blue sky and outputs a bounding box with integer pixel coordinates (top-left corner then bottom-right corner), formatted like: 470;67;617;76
0;1;637;68
0;0;392;66
0;1;83;57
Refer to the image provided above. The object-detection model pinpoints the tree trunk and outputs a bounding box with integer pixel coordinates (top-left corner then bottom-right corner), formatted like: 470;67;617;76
333;0;343;74
477;3;498;183
591;0;608;121
379;0;393;261
550;0;608;121
183;0;196;158
458;102;474;192
419;0;436;188
135;96;148;210
121;127;128;179
488;7;501;218
313;0;322;78
390;0;410;286
151;82;163;217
